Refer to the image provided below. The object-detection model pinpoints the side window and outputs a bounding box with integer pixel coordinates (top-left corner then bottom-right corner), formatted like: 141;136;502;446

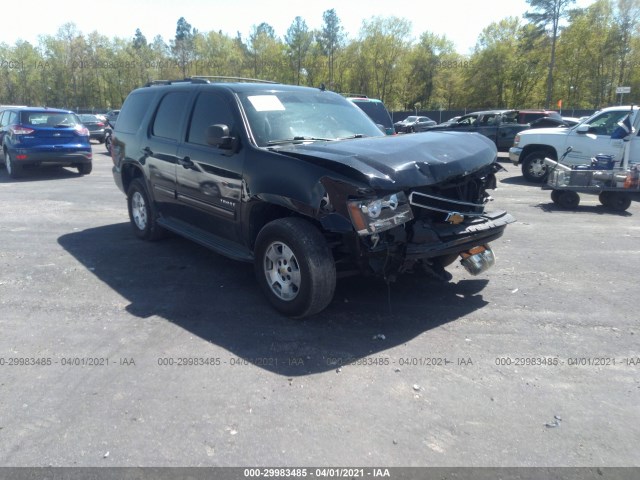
0;111;8;128
117;91;155;134
459;115;477;126
152;92;190;141
586;111;627;136
479;114;497;126
187;92;235;146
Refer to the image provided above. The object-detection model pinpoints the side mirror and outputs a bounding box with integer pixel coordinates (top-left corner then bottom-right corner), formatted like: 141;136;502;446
206;124;235;150
576;124;589;134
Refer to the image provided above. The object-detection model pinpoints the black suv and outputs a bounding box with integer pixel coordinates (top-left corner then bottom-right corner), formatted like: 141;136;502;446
111;78;514;317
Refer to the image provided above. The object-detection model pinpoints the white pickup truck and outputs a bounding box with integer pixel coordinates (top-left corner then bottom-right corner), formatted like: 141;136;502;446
509;105;639;182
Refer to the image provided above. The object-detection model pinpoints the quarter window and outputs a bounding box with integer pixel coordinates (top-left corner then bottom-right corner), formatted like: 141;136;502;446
117;92;154;134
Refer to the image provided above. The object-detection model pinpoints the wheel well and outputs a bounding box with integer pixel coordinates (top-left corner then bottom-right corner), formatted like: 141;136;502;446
121;163;144;194
521;144;557;161
247;203;326;251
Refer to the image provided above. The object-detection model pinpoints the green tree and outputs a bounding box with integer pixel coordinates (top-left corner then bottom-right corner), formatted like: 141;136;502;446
613;0;640;88
404;32;456;109
248;23;285;81
355;16;412;106
284;17;313;85
525;0;577;108
171;17;196;77
318;9;345;88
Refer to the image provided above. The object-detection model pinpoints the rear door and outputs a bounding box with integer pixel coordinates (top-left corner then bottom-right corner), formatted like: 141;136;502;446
175;90;244;241
0;110;18;145
144;90;191;216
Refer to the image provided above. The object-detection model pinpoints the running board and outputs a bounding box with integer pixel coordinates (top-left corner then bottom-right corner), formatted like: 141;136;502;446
157;217;254;262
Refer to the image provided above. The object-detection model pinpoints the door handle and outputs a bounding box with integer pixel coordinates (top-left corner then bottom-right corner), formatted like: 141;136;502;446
178;156;194;168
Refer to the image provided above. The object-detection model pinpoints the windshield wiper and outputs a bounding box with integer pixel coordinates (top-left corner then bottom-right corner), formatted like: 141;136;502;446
267;136;335;146
338;134;367;139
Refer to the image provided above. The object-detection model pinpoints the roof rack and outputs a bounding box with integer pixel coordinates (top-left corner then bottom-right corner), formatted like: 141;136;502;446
143;76;278;87
143;79;209;87
190;76;277;84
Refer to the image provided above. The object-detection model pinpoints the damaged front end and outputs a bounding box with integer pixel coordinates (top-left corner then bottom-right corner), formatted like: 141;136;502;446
280;131;514;280
342;159;514;280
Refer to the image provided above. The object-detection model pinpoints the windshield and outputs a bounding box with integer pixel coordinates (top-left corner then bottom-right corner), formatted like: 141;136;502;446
238;90;385;147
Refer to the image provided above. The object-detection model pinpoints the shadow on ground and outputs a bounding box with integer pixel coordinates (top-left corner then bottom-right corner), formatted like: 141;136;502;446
0;165;82;183
58;223;490;376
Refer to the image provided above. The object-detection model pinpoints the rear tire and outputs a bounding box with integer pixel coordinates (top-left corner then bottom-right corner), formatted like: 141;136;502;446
4;150;22;178
105;133;112;155
556;190;580;209
127;178;165;240
254;217;336;318
600;192;631;211
77;162;92;175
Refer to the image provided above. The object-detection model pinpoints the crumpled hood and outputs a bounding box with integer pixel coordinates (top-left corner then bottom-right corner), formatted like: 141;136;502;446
274;131;498;189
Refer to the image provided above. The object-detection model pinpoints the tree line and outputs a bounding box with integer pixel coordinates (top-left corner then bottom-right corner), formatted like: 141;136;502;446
0;0;638;113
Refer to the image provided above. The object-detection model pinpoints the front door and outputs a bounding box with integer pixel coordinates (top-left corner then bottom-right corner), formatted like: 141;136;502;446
176;91;244;241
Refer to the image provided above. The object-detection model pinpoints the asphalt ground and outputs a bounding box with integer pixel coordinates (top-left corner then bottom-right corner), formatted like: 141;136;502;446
0;145;638;469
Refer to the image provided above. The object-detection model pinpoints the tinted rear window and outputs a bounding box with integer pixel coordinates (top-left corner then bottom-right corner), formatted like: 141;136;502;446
116;92;155;134
152;92;190;141
20;111;79;126
351;101;393;128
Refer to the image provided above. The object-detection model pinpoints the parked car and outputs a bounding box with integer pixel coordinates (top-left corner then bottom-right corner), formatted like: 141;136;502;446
111;79;513;317
105;109;120;124
438;116;461;126
0;107;92;178
425;110;531;151
527;116;580;129
104;124;113;155
345;96;395;135
394;115;437;133
510;105;639;182
79;113;107;143
517;109;561;124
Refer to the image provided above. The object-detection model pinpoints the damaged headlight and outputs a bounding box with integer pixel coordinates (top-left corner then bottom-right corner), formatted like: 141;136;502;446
347;192;413;235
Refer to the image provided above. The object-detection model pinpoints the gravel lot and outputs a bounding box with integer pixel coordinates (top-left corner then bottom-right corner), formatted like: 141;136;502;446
0;145;638;468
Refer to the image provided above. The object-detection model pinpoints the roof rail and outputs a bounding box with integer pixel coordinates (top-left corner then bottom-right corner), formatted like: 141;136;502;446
190;76;277;84
143;77;278;87
143;79;209;87
341;93;369;98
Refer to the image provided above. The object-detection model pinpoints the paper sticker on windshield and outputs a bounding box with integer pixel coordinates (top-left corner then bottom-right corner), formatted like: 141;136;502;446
248;95;285;112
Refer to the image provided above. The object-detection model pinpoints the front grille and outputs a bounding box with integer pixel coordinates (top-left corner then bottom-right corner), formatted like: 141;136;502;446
408;175;489;222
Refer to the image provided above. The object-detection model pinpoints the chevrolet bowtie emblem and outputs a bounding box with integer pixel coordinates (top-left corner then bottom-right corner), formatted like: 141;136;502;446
446;212;465;224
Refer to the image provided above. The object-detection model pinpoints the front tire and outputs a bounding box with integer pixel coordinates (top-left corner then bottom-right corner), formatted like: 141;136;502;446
522;150;552;183
127;178;165;240
254;217;336;318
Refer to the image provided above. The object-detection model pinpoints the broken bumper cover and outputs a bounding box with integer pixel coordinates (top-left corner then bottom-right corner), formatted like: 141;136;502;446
405;210;515;259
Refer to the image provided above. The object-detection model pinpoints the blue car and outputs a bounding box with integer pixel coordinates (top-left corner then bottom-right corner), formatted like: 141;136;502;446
0;107;92;178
